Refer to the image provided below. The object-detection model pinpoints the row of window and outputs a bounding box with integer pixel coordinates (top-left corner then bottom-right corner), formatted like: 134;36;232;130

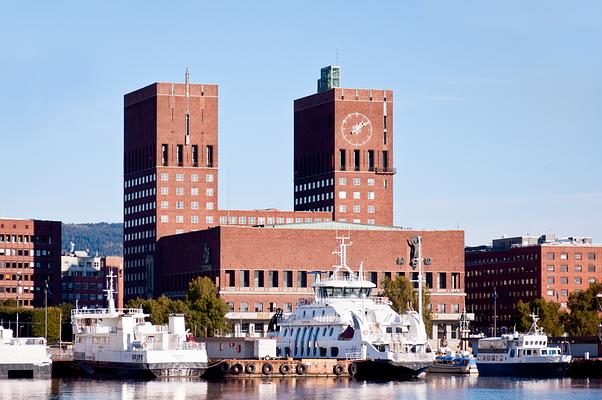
217;216;325;226
124;242;154;256
125;214;155;228
125;187;156;202
0;261;52;269
158;187;214;196
159;215;214;224
125;173;156;189
468;291;538;301
160;201;214;210
546;252;596;261
159;172;214;183
124;229;155;242
338;205;376;213
547;264;597;272
295;192;333;205
0;234;53;245
546;276;596;285
161;144;213;167
125;201;155;217
338;218;375;225
0;249;53;257
466;266;535;277
295;178;334;192
61;282;103;290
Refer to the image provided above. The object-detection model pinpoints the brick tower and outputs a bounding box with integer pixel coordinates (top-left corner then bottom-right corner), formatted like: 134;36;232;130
123;71;218;299
293;66;395;225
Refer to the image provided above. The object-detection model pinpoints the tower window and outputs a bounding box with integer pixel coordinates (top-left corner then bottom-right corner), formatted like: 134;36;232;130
192;145;198;166
368;150;374;171
176;144;183;166
382;150;388;171
354;150;360;171
339;149;346;170
161;144;168;166
206;145;214;167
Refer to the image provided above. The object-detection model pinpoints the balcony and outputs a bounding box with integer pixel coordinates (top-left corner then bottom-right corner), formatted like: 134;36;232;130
375;167;397;175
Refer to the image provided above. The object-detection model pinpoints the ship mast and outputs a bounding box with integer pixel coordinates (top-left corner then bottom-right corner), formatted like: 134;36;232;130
104;269;117;314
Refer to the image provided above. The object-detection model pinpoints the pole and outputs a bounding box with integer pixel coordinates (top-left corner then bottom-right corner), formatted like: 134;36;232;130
16;272;21;338
417;236;423;321
44;284;48;341
493;287;497;337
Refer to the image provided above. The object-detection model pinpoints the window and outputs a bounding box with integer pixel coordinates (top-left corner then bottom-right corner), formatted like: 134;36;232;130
192;145;198;166
191;173;199;182
547;277;555;284
382;150;388;170
205;216;214;224
588;265;596;272
161;144;168;166
588;277;596;284
353;178;360;185
561;289;568;297
368;150;374;171
574;253;582;260
367;219;375;225
191;202;199;209
339;149;346;170
161;201;168;209
284;271;293;288
160;215;169;223
240;270;250;287
367;192;375;200
206;202;214;210
560;253;568;260
367;178;375;186
451;273;460;289
175;201;184;209
546;253;555;260
254;303;264;312
560;265;568;272
575;265;582;272
339;177;347;185
339;205;346;213
547;289;554;296
560;277;568;284
206;174;214;182
175;215;184;223
176;187;184;195
588;253;596;260
176;144;183;165
240;302;248;312
191;216;199;223
575;277;582;284
353;205;360;213
160;187;168;195
206;145;214;167
438;272;447;289
353;192;360;200
191;188;199;196
268;270;279;288
297;271;307;287
367;205;375;213
547;265;555;272
161;173;169;181
354;150;360;171
338;191;346;199
254;271;264;287
206;188;214;196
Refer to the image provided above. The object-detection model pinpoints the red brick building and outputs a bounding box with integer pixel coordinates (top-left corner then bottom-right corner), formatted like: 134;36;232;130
156;222;467;341
294;66;394;226
0;218;62;307
465;235;602;335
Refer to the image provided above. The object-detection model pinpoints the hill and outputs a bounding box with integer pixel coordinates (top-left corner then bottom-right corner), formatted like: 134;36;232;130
61;223;123;256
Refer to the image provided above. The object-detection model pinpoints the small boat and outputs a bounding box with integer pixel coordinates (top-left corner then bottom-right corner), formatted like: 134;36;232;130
428;351;478;375
475;314;572;377
0;326;52;379
268;236;434;380
71;271;208;379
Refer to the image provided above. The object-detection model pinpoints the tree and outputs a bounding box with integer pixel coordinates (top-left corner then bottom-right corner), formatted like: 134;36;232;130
126;296;190;325
380;275;432;332
565;282;602;336
185;277;229;337
513;298;566;336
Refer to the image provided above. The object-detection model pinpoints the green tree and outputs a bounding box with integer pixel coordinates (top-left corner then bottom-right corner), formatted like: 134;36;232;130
380;275;432;332
185;277;229;337
126;296;190;325
513;298;566;336
565;282;602;336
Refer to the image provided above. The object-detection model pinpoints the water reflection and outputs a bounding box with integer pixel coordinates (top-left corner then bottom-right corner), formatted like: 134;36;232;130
0;377;601;400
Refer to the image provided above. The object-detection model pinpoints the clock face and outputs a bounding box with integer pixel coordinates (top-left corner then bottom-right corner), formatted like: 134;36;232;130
341;112;372;146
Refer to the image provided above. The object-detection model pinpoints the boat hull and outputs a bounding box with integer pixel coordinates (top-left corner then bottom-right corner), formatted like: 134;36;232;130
352;358;431;381
428;364;478;375
74;360;208;379
477;361;570;377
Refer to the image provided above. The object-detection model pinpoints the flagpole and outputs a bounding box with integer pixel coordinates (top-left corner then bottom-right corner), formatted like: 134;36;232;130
493;286;497;337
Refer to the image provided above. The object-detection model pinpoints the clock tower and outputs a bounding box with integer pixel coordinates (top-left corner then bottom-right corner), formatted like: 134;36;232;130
293;66;395;226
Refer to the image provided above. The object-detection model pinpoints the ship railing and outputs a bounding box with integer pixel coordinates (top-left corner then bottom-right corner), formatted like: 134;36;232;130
80;326;117;334
370;297;392;306
71;307;144;316
9;338;46;346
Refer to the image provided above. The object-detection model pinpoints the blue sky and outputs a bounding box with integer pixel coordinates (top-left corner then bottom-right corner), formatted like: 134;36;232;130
1;1;600;245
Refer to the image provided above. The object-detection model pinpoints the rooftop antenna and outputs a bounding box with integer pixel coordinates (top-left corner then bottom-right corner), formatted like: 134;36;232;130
185;67;190;146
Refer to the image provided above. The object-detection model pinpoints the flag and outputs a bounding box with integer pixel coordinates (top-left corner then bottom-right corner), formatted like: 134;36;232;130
45;280;52;295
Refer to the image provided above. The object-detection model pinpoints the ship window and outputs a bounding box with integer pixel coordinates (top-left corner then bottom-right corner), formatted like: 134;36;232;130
329;326;334;336
386;327;393;334
510;349;516;358
320;347;327;357
541;349;547;355
526;350;532;355
331;347;339;357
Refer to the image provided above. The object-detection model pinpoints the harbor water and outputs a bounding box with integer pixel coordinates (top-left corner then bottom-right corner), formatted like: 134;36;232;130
1;376;602;400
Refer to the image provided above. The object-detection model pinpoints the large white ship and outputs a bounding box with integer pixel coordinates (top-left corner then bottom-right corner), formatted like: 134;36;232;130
0;327;52;379
71;271;208;379
269;236;434;380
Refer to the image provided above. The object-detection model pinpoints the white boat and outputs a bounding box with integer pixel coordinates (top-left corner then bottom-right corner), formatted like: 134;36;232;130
475;314;572;376
0;327;51;379
428;350;478;375
269;236;434;380
71;271;208;379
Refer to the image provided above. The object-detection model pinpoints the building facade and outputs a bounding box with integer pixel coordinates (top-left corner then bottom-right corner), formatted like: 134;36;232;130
0;218;61;307
155;222;469;344
294;67;395;226
465;234;602;335
60;251;124;309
